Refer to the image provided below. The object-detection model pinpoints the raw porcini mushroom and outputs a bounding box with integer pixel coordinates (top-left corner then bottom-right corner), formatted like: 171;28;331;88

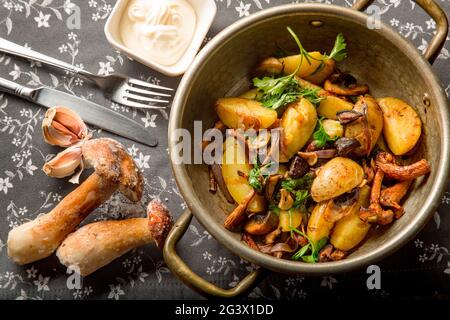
375;152;431;181
42;106;88;147
224;190;256;231
7;138;143;265
244;211;279;235
380;180;412;219
56;199;173;276
359;169;394;225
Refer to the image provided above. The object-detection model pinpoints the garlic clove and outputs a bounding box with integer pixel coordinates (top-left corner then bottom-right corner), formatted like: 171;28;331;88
43;146;82;178
42;107;88;147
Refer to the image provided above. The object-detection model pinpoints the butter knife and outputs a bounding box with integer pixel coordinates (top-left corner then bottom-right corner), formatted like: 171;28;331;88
0;77;157;147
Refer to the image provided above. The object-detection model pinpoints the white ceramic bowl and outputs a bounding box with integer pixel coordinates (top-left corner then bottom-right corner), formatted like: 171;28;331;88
104;0;217;77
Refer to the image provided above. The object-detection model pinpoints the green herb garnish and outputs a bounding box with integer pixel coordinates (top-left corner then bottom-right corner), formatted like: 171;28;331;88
313;117;338;148
281;173;314;192
268;202;281;215
248;160;274;192
252;27;324;110
326;33;347;62
291;228;328;263
292;189;309;210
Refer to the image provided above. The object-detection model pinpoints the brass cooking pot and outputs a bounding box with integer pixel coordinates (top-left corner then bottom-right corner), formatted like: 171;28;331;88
164;0;450;298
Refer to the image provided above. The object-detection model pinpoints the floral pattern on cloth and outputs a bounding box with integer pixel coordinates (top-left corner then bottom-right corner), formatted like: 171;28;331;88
0;0;449;300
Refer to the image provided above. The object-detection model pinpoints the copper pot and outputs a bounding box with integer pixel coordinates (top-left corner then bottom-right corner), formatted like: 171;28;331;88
164;0;449;298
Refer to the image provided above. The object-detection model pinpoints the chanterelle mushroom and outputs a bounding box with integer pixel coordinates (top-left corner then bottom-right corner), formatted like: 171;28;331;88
7;138;143;265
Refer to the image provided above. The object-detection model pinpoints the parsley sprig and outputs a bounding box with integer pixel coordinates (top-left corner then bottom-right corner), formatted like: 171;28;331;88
291;228;328;263
326;33;347;62
248;160;274;192
252;27;324;110
313;117;338;148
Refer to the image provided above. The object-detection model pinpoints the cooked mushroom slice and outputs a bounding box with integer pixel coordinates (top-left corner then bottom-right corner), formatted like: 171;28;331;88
288;155;309;178
323;189;359;223
278;189;294;210
210;163;235;203
242;233;260;251
359;169;394;225
244;211;279;235
318;244;334;262
298;151;318;166
265;174;282;200
265;227;282;244
224;190;256;231
380;180;412;218
336;110;363;124
324;79;369;96
334;137;361;156
255;57;284;75
375;152;431;181
329;249;347;261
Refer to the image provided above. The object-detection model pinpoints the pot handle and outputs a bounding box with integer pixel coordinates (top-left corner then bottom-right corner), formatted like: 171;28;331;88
163;210;264;298
353;0;448;64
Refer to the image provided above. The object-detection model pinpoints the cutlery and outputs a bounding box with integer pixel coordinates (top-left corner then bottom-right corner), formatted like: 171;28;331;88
0;38;172;110
0;76;158;147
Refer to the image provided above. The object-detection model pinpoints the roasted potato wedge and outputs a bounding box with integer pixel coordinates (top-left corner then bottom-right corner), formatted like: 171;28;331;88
317;95;354;120
377;97;422;155
279;51;325;78
330;185;371;251
344;95;383;156
215;97;277;130
307;202;335;244
280;98;317;162
279;208;303;232
222;136;265;213
311;157;364;202
304;58;336;85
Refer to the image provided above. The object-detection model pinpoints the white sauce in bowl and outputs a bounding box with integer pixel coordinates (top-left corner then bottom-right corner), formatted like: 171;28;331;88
119;0;196;66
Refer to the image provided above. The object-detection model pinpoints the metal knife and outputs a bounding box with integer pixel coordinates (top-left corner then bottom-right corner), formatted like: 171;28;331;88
0;76;157;147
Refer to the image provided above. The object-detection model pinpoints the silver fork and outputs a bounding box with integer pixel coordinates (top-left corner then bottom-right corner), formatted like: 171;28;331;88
0;38;172;109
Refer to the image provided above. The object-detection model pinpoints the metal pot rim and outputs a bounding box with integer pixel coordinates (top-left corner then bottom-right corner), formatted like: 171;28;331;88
169;3;450;274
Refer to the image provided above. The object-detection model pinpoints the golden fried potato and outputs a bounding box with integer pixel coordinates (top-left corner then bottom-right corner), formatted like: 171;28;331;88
377;97;422;155
280;98;317;162
279;51;325;78
222;137;265;213
344;95;383;156
279;208;303;232
307;202;335;244
330;185;371;251
304;58;336;85
322;119;344;139
215;98;277;130
311;157;364;202
317;95;354;120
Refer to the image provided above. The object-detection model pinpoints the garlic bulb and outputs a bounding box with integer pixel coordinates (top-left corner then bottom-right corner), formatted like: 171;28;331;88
42;107;88;147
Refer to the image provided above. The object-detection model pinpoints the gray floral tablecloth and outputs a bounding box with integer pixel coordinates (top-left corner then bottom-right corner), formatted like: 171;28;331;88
0;0;449;300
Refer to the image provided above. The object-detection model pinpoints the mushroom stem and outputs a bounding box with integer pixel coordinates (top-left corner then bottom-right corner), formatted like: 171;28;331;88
359;169;393;225
375;152;431;181
7;173;117;265
224;190;256;231
57;200;173;276
380;180;412;218
7;138;143;265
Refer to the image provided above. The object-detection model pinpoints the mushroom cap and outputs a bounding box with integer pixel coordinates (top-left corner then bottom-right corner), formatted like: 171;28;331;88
147;199;173;248
81;138;143;202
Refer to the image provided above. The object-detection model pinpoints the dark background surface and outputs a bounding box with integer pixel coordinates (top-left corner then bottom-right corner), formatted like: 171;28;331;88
0;0;449;300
